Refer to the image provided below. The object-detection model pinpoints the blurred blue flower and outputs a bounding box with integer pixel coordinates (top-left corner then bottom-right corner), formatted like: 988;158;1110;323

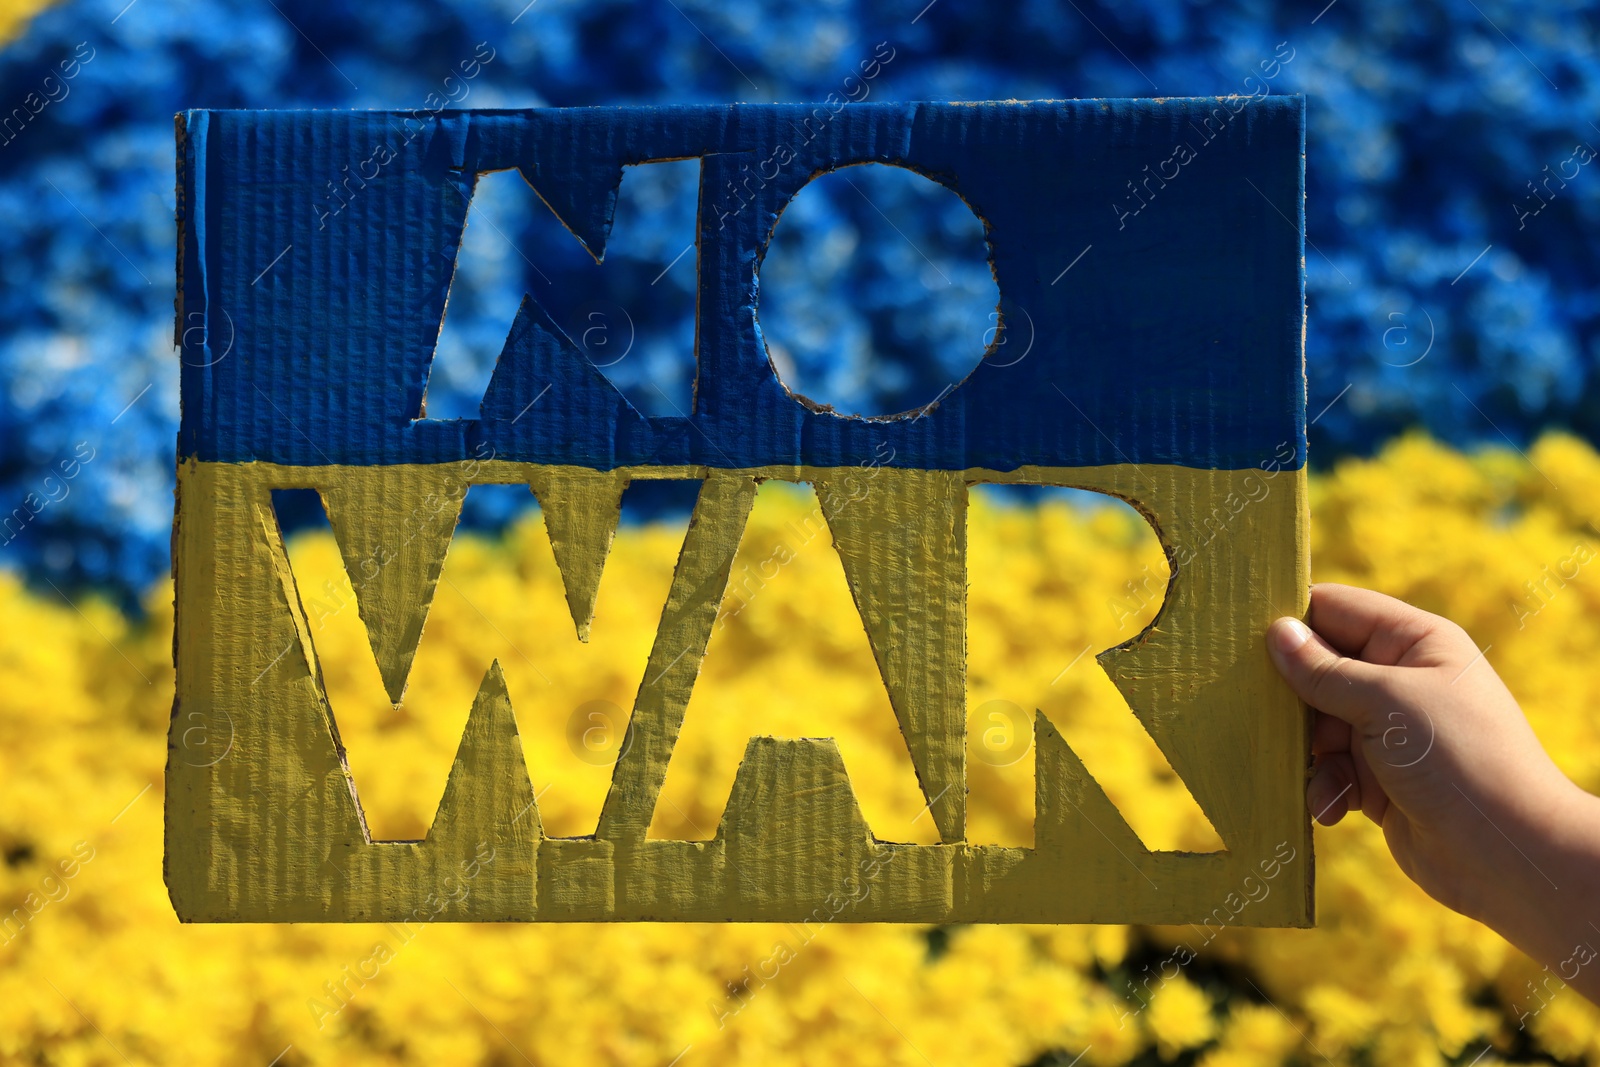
0;0;1598;602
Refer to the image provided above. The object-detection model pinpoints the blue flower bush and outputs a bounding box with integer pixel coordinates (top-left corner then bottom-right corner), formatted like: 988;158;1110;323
1;0;1597;600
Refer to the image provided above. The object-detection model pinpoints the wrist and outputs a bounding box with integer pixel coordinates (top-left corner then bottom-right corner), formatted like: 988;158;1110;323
1467;773;1600;964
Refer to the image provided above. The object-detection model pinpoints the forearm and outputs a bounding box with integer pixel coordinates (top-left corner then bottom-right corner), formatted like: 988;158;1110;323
1467;778;1600;1008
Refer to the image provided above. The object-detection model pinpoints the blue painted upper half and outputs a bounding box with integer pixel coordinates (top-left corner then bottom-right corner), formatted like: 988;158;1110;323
176;101;1307;471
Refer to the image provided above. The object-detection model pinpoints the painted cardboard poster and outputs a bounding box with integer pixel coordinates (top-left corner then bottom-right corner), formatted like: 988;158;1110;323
167;100;1310;923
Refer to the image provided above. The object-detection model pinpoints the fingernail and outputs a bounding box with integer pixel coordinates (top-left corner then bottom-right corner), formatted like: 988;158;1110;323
1308;783;1342;825
1270;618;1311;655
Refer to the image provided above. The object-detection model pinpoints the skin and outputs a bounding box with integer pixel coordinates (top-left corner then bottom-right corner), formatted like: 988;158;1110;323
1268;584;1600;1008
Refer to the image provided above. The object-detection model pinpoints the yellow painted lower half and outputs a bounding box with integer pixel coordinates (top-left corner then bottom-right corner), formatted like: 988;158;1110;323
166;459;1311;924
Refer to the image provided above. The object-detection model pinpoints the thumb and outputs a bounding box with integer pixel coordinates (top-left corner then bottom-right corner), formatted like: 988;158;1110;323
1267;617;1392;731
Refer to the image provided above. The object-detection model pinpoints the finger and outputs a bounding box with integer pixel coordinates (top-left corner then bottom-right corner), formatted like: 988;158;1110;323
1349;741;1391;827
1306;584;1460;666
1308;752;1359;825
1267;617;1392;731
1311;709;1350;756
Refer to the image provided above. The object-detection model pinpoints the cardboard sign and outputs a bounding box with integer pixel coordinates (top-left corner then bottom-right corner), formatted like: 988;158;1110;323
167;101;1310;924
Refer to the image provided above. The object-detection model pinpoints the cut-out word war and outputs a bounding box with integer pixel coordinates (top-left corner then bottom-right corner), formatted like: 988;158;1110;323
168;100;1311;924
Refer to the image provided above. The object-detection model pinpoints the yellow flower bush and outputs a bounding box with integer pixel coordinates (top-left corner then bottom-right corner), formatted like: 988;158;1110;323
5;434;1600;1064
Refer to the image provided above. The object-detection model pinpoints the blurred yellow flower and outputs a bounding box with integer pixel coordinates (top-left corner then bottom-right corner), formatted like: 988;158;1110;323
1143;976;1217;1059
5;433;1600;1062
